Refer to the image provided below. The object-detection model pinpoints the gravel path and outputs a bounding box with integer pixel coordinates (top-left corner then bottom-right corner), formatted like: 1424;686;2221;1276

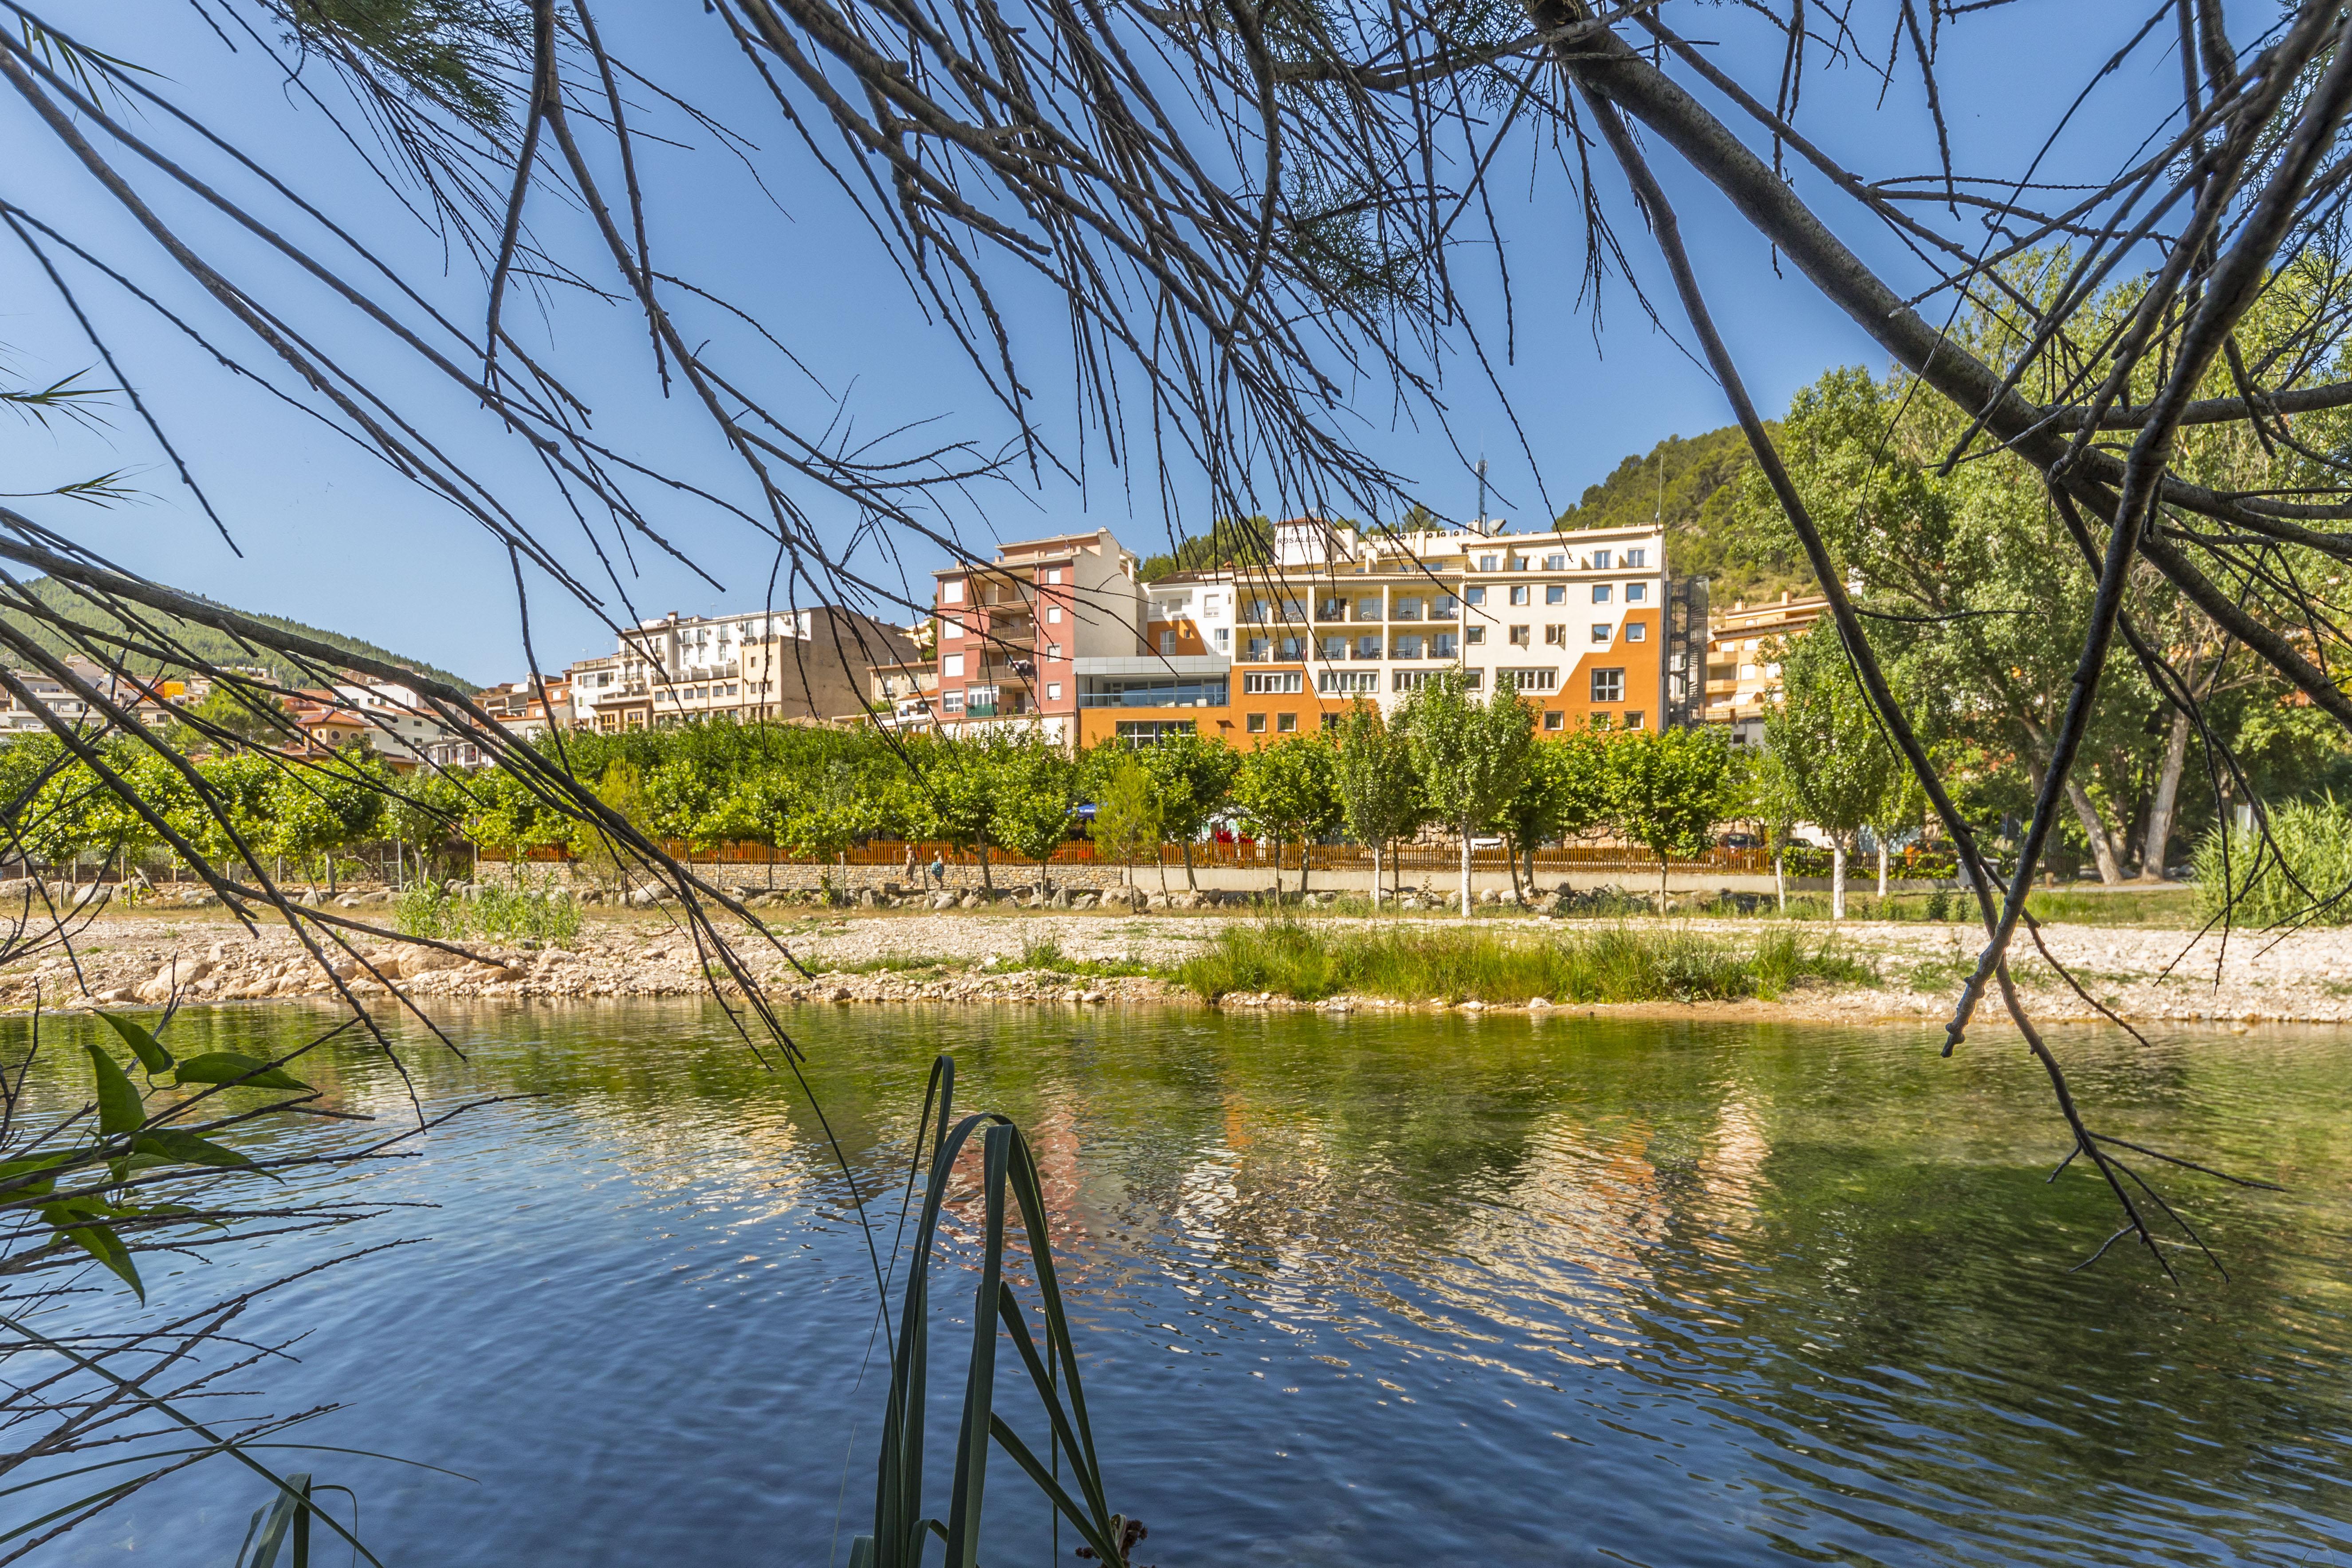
4;906;2348;1025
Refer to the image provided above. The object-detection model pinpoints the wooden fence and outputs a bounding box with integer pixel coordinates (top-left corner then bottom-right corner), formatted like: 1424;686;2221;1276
483;837;1778;876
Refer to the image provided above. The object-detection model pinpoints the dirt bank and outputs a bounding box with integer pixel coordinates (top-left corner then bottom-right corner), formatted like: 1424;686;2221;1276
5;908;2349;1026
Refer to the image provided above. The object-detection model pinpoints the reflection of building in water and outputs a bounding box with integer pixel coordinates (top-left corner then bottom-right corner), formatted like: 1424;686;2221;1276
1690;1092;1772;1238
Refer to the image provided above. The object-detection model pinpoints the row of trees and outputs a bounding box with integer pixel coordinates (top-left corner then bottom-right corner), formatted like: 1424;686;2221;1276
0;675;1759;912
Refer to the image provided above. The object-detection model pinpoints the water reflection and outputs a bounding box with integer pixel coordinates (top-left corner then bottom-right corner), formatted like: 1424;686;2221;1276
7;1003;2347;1567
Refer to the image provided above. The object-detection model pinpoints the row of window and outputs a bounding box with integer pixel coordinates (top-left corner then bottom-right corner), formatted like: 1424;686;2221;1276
940;567;1067;605
942;603;1068;636
1464;581;1648;608
1237;700;1648;735
1469;547;1648;573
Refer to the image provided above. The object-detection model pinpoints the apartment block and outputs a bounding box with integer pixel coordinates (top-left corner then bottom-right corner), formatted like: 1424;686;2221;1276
932;528;1145;747
1702;591;1828;745
1074;516;1689;748
570;607;918;732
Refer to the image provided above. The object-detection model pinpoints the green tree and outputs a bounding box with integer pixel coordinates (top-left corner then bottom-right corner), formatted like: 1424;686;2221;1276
264;748;386;892
1609;726;1742;907
174;685;289;749
1087;753;1162;888
1130;730;1239;890
1233;733;1341;899
1498;726;1612;899
778;760;881;900
1400;671;1534;919
1329;702;1423;908
993;738;1079;894
1761;627;1906;917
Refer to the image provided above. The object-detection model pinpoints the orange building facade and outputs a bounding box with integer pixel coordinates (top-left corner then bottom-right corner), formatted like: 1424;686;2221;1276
1071;517;1691;750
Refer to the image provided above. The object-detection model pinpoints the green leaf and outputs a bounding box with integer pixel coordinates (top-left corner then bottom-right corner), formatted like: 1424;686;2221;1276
135;1129;253;1169
98;1012;172;1073
83;1045;143;1136
172;1053;309;1092
41;1206;142;1299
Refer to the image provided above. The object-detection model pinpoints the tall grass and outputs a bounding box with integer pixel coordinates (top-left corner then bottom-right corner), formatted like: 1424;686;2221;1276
2194;796;2352;928
396;876;582;946
1176;917;1877;1003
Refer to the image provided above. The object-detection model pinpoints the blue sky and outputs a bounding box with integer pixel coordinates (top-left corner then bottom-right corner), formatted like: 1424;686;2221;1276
0;0;2193;683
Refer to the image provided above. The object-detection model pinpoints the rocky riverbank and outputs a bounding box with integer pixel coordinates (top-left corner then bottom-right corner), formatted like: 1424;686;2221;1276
5;906;2352;1025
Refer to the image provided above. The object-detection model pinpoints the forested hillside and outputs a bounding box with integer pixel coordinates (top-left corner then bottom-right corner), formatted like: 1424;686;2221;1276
4;577;477;692
1553;425;1806;604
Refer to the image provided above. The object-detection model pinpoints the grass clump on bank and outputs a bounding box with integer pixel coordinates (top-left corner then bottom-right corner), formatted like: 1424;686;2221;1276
2193;796;2352;928
1176;917;1877;1005
397;877;582;946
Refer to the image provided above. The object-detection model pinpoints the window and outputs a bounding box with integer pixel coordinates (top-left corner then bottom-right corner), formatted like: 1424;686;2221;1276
1509;585;1530;606
725;684;738;697
1627;582;1647;603
1117;719;1196;743
1624;711;1646;730
1392;669;1442;692
1203;593;1221;613
1544;553;1567;570
944;653;966;677
1276;712;1298;732
1544;625;1565;647
1321;635;1348;660
1501;668;1559;692
1593;549;1613;570
1044;567;1063;585
1433;631;1459;657
1246;637;1271;661
1391;634;1424;660
1160;631;1177;656
1392;595;1422;621
1545;585;1565;605
1592;583;1613;604
1463;586;1487;607
1626;622;1647;643
944;580;964;603
1317;597;1348;621
1357;597;1383;621
1477;553;1499;571
1215;628;1230;651
1047;605;1063;624
1591;624;1612;643
1543;709;1565;731
943;690;966;714
1046;681;1063;701
1466;625;1486;646
1624;548;1646;568
1356;635;1381;660
1432;595;1459;617
1508;625;1531;647
1277;637;1308;661
1461;670;1484;690
1247;712;1267;733
1243;671;1303;694
1047;644;1063;660
1318;670;1380;694
943;618;963;638
1591;667;1625;703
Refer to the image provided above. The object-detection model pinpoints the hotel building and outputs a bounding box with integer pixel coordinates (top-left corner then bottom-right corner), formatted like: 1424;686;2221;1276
1066;517;1699;748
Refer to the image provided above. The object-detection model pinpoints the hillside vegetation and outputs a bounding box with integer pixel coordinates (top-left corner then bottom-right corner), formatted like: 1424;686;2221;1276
4;577;476;692
1553;424;1806;604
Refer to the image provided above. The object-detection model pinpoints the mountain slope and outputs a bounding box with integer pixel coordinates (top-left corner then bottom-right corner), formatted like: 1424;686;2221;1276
4;578;478;693
1554;424;1808;603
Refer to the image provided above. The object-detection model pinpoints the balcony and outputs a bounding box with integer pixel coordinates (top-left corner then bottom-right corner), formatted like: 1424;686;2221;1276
1314;597;1351;623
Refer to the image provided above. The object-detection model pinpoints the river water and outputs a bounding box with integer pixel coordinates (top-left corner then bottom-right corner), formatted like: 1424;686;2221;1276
14;1002;2352;1567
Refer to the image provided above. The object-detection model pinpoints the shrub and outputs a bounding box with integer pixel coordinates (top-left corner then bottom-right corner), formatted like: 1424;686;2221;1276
2194;796;2352;928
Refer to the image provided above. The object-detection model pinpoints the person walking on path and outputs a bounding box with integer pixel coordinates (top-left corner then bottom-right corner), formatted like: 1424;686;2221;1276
928;851;947;893
904;843;918;887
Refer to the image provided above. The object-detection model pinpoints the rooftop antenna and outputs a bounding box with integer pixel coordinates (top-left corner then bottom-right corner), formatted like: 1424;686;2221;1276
1474;456;1489;535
